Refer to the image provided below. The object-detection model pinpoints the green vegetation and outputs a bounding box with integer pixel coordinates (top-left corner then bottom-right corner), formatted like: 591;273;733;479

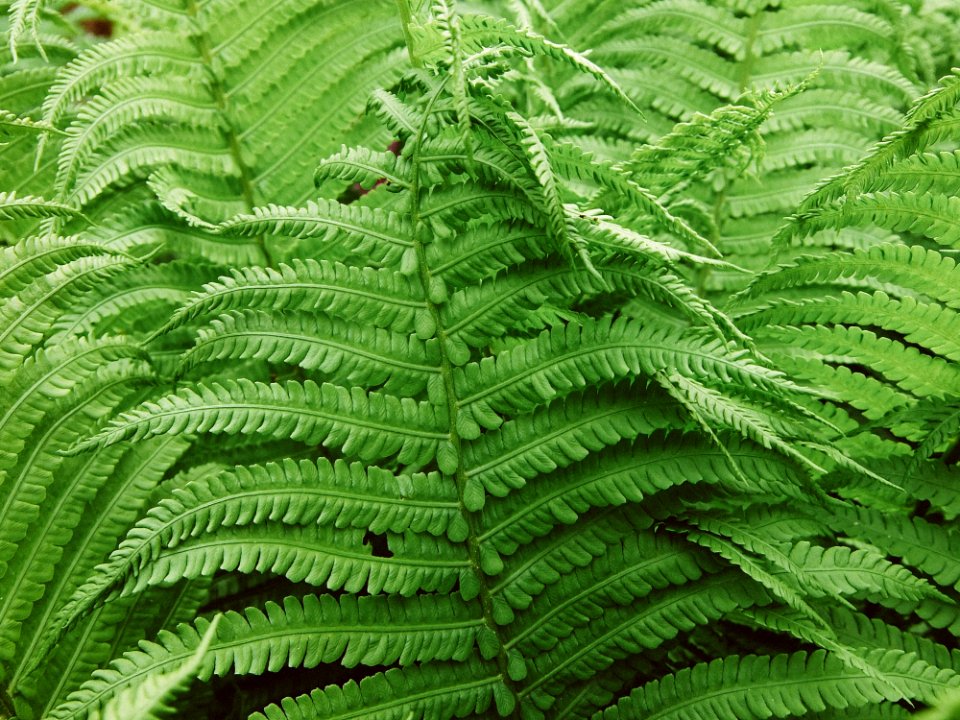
2;1;960;718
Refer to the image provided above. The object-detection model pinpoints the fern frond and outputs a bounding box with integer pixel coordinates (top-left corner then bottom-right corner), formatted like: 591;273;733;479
70;378;447;467
51;457;465;627
506;532;715;654
251;661;499;720
456;316;807;419
461;389;686;506
215;201;415;267
156;260;430;339
521;570;769;710
477;434;807;555
597;649;955;720
0;252;142;378
783;192;960;250
8;437;190;702
0;191;80;221
179;309;441;395
736;291;960;363
454;14;639;112
47;595;483;720
88;614;219;720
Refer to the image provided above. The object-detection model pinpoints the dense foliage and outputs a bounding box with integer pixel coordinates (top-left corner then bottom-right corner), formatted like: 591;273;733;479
3;0;960;718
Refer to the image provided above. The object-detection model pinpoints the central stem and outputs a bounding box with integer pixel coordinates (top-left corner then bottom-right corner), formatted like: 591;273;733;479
406;83;520;716
186;0;271;266
395;0;424;68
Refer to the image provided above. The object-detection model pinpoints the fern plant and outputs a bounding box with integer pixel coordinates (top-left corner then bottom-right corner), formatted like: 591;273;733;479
518;0;942;294
3;1;960;720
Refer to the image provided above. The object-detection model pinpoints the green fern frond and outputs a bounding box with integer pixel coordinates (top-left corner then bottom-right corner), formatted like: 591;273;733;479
179;309;441;395
249;661;500;720
88;614;219;720
156;260;430;339
461;389;686;505
597;649;956;720
0;191;80;221
215;201;415;267
0;251;141;378
47;594;484;720
71;378;448;466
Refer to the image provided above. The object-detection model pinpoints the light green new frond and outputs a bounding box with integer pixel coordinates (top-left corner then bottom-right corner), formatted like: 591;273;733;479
505;109;569;259
455;14;639;112
660;372;825;475
88;615;219;720
626;92;780;196
156;260;429;339
604;264;745;342
70;378;447;467
688;523;824;606
367;87;423;139
0;190;80;221
596;649;956;720
574;213;736;271
215;201;415;267
6;0;45;63
179;309;441;395
547;140;718;256
47;594;483;720
250;661;500;720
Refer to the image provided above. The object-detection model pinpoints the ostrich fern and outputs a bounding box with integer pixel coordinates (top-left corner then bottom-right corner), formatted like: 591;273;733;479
2;1;960;720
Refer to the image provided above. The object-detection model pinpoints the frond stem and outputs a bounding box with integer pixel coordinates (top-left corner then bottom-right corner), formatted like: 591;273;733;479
407;77;520;714
186;0;271;266
395;0;424;68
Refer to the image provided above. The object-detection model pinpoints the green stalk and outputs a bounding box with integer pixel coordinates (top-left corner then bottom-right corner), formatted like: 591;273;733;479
395;0;424;67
